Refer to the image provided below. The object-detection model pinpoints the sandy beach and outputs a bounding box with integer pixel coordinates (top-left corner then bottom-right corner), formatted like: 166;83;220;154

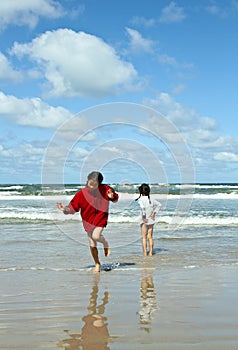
1;259;238;349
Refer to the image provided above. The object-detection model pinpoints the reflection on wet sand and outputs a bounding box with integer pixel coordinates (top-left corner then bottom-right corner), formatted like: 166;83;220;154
138;270;157;332
57;274;112;350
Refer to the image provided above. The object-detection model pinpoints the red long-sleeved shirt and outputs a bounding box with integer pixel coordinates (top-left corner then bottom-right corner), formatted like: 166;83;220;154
67;184;118;233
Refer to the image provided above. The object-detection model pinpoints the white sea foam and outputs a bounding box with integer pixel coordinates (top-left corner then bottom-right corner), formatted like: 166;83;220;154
111;192;238;200
0;185;24;190
1;191;238;200
0;266;85;272
0;194;73;201
159;215;238;226
0;211;79;221
0;191;22;196
1;184;238;226
1;209;238;226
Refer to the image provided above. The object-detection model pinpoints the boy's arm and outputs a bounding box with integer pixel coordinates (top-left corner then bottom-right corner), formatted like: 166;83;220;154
57;202;75;214
107;187;119;202
57;191;82;214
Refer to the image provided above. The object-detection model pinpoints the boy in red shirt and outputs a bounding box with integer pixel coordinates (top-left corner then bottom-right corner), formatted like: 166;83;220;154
57;171;119;272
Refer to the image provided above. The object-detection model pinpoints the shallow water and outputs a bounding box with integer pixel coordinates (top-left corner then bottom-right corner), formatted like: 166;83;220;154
1;264;238;349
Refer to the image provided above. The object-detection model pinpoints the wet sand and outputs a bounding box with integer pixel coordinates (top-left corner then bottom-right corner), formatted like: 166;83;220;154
1;263;238;350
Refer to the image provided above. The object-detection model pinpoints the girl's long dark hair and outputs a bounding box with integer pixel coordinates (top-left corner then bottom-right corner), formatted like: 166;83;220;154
135;183;151;203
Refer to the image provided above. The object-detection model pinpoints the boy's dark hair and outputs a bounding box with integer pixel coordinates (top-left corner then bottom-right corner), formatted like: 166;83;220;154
135;183;151;202
87;171;103;184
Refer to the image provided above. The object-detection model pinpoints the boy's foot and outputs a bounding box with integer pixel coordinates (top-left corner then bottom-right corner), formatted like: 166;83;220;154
104;247;110;257
94;263;101;272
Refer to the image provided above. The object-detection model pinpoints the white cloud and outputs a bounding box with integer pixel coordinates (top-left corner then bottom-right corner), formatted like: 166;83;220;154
72;147;89;158
205;4;227;18
55;116;97;142
126;28;154;53
158;53;194;72
143;92;235;150
0;0;64;29
158;54;177;66
11;28;138;98
0;142;45;167
68;4;85;19
159;2;186;23
232;0;238;11
143;91;238;181
172;84;186;94
0;52;22;82
214;152;238;162
144;92;199;128
130;16;156;28
205;1;238;18
0;91;72;128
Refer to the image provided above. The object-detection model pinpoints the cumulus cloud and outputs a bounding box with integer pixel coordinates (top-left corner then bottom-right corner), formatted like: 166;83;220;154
144;92;200;128
205;4;227;18
214;152;238;162
126;28;154;53
159;2;186;23
0;141;45;165
129;16;156;28
0;0;64;29
172;84;186;94
143;91;238;178
0;91;72;128
233;0;238;12
158;54;178;66
0;52;22;82
11;28;138;98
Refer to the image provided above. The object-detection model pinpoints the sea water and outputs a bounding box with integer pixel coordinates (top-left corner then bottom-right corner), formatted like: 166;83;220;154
1;183;238;272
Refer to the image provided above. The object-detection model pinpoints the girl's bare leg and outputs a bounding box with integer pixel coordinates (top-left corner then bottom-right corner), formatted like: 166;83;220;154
147;225;154;256
141;224;148;256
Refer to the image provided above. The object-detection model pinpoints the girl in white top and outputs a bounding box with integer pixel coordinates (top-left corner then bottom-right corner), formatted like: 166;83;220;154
136;184;161;256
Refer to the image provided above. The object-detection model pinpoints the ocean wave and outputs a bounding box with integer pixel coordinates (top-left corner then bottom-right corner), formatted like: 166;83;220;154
0;185;24;190
0;266;85;272
159;215;238;226
1;192;238;201
1;210;238;226
0;211;78;221
1;262;237;274
183;261;238;269
1;183;238;198
0;263;139;273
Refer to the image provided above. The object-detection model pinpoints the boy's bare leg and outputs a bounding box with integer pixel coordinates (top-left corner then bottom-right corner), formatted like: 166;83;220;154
92;227;110;257
88;230;101;272
90;246;101;272
141;224;147;256
104;247;110;257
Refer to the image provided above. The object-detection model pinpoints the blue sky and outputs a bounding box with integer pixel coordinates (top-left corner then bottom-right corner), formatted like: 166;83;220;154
0;0;238;184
